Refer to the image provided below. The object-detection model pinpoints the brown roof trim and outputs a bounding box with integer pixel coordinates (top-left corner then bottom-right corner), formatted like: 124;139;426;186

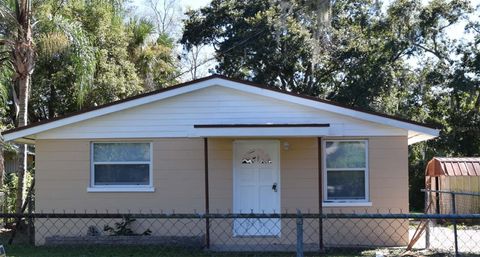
2;74;440;136
194;123;330;128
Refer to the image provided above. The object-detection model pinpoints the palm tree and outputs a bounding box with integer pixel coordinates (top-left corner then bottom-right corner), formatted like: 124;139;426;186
127;17;178;90
0;0;35;214
0;0;95;214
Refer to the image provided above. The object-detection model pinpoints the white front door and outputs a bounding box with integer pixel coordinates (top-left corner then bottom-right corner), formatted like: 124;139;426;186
233;140;280;236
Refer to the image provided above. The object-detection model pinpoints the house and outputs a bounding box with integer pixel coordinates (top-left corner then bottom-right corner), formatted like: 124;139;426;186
3;75;439;248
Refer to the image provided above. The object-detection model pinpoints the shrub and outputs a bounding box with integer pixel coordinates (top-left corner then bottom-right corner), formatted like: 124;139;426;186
103;217;152;236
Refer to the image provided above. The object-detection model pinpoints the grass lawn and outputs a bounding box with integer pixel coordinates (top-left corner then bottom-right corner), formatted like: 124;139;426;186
0;245;204;257
1;245;468;257
3;245;202;257
1;245;367;257
2;245;472;257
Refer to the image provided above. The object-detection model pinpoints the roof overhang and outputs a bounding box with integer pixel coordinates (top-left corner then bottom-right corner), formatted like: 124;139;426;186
3;75;440;144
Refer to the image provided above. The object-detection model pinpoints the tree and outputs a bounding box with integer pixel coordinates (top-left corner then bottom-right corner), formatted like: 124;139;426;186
182;0;321;94
145;0;181;37
0;0;35;214
30;5;96;120
29;0;155;121
0;68;13;189
181;44;211;80
127;18;178;90
67;0;143;107
181;0;477;211
181;0;417;107
0;0;100;212
402;0;476;210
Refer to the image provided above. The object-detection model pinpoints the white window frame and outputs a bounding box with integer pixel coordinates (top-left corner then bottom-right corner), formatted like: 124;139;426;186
88;142;154;192
323;139;369;204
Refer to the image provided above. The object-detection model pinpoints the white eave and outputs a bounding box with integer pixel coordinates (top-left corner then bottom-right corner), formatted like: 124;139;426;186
2;76;440;145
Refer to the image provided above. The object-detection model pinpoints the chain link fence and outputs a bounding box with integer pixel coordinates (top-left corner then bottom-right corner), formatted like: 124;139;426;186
423;189;480;215
0;211;479;256
419;189;480;257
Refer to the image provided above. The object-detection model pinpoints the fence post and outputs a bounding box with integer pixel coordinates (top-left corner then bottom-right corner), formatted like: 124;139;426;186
451;193;458;257
424;190;430;249
296;209;304;257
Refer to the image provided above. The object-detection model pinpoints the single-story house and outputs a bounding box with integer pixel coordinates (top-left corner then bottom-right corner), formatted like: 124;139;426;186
3;75;439;248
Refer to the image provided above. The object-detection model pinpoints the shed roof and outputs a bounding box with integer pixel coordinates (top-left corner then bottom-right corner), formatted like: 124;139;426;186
426;157;480;177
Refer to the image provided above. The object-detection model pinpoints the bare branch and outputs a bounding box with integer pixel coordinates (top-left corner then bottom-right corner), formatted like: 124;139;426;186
145;0;181;36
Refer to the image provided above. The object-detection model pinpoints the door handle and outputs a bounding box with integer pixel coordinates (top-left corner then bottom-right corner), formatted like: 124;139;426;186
272;183;278;192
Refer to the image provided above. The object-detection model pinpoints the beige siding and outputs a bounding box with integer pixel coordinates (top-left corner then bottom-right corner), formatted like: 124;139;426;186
208;137;408;247
368;136;409;212
208;137;408;214
35;136;408;247
36;138;205;213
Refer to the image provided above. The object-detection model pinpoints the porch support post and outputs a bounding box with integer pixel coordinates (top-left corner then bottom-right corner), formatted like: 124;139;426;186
317;137;324;252
204;138;210;249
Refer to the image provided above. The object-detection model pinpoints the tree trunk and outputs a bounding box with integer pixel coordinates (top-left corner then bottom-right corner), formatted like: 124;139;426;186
15;75;30;214
13;0;34;214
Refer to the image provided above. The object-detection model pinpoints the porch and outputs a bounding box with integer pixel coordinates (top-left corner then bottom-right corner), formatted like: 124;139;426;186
32;136;409;248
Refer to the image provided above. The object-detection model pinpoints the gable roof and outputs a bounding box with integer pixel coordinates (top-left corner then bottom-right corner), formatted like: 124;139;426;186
2;74;439;144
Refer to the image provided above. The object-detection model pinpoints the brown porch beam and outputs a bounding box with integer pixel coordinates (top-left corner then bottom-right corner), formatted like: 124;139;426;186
204;138;210;248
318;137;324;251
194;123;330;128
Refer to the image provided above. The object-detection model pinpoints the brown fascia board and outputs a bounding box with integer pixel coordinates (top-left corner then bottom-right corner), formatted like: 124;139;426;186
2;74;441;136
194;124;330;128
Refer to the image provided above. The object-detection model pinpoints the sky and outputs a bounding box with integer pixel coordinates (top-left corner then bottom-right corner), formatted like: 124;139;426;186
180;0;212;9
129;0;211;15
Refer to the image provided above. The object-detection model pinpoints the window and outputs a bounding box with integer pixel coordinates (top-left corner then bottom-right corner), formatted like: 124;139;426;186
324;140;368;202
90;142;152;191
241;148;272;164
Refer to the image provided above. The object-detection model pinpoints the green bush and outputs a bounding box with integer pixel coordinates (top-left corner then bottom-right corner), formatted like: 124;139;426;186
1;170;34;214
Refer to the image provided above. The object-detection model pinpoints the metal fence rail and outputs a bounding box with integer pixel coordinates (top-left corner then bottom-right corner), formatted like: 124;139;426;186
0;212;479;256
